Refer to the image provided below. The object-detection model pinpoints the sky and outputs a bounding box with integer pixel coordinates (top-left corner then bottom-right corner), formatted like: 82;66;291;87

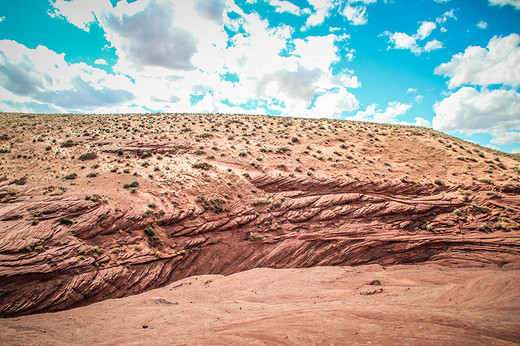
0;0;519;153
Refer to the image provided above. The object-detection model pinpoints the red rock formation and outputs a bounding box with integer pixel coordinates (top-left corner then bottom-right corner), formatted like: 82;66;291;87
1;173;518;317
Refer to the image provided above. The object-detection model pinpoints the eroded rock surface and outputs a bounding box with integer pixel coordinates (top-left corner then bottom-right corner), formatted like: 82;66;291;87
1;173;519;317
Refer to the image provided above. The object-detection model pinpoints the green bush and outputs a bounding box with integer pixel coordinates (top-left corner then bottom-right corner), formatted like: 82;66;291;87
64;173;77;180
79;152;97;161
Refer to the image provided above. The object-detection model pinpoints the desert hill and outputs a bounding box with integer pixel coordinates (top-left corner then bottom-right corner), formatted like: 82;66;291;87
0;112;519;337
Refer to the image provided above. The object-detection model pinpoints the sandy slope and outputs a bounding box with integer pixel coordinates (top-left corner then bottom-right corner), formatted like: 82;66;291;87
2;261;519;345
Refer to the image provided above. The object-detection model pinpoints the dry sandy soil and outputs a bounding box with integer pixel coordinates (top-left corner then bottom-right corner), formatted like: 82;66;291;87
0;112;519;343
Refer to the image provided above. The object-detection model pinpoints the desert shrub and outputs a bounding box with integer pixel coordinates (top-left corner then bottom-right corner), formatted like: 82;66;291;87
63;173;77;180
10;176;26;185
59;217;73;225
276;147;290;154
195;133;212;138
468;202;491;214
196;196;229;213
79;152;97;161
477;223;490;232
192;162;211;170
60;139;75;148
144;224;155;237
142;209;153;218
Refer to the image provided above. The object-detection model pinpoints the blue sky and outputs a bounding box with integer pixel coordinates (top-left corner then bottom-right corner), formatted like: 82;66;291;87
0;0;519;152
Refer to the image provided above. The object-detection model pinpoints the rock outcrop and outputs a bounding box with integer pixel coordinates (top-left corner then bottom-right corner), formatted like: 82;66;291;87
1;173;519;317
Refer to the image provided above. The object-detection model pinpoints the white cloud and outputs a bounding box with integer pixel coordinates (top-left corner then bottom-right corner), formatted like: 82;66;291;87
50;0;110;31
383;21;443;55
407;88;417;93
384;32;421;54
491;131;520;145
343;4;368;25
346;101;428;126
306;87;359;117
434;34;520;88
477;20;488;29
342;0;378;26
416;21;436;40
270;0;306;15
0;16;5;22
432;87;520;139
434;0;450;3
512;147;520;153
94;58;107;65
43;0;361;117
304;0;333;28
415;95;424;103
304;0;376;28
488;0;520;10
424;39;443;52
105;1;198;71
0;39;134;112
194;0;226;23
436;9;456;24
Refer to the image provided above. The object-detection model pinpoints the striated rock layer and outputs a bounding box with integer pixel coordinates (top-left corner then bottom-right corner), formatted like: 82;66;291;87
1;173;519;317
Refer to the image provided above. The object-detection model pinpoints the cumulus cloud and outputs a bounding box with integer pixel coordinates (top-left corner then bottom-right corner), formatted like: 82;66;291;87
346;101;428;126
383;21;443;55
269;0;307;15
343;4;369;25
341;0;378;26
41;0;361;117
303;0;377;29
94;58;107;65
49;0;108;31
435;9;456;24
311;88;359;116
416;21;437;40
491;131;520;145
304;0;333;28
477;20;488;29
435;34;520;88
488;0;520;10
0;40;134;112
194;0;226;23
424;39;443;52
432;87;520;137
434;34;520;149
104;1;197;71
259;66;322;102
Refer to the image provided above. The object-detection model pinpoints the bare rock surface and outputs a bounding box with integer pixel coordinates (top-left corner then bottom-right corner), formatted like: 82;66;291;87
1;173;519;317
1;263;519;345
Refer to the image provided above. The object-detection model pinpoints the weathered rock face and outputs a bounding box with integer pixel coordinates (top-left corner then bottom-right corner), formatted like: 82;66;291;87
1;173;519;317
